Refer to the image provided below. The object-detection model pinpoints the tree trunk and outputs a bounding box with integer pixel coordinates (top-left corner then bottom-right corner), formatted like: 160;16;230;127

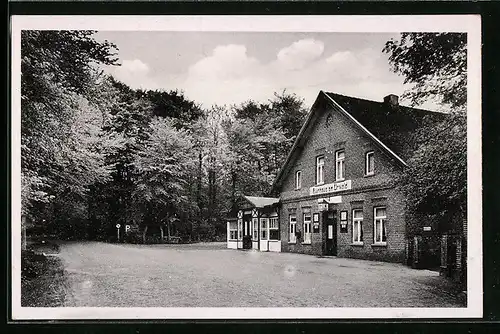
231;170;237;212
22;215;27;251
142;225;148;244
197;151;203;214
166;220;171;242
160;225;164;241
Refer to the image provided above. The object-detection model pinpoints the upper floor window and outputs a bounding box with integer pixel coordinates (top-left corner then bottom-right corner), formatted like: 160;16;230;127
335;150;345;181
365;151;375;176
295;170;302;189
316;156;325;185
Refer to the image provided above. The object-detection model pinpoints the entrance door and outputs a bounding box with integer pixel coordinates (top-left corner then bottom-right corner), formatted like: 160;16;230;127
323;210;337;256
243;218;252;249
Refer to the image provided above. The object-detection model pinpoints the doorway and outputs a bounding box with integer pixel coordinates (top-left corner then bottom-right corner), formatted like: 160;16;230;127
323;210;337;256
243;218;252;249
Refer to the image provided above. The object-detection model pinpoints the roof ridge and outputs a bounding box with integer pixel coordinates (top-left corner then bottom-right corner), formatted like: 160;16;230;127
325;91;443;115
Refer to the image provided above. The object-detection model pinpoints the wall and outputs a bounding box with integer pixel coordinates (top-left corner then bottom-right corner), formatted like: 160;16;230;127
278;103;407;263
281;104;402;200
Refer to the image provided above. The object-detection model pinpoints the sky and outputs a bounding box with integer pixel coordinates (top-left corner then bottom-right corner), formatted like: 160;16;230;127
95;31;412;109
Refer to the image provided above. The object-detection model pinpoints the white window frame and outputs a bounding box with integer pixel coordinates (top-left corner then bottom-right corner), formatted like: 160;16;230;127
289;214;297;243
229;221;238;240
316;156;325;185
269;216;279;240
302;213;312;244
374;207;387;245
295;170;302;189
260;218;268;240
252;218;258;240
237;220;242;240
365;151;374;176
352;209;363;244
335;150;345;181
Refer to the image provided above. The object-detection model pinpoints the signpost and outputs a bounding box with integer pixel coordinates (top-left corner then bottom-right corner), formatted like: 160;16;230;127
116;223;121;242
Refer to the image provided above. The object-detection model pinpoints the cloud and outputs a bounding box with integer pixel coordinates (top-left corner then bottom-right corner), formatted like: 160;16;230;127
109;59;159;90
105;39;407;108
178;39;405;107
188;44;260;80
276;39;325;70
121;59;150;74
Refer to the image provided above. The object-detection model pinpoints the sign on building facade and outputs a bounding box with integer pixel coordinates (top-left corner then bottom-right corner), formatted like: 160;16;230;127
310;180;352;196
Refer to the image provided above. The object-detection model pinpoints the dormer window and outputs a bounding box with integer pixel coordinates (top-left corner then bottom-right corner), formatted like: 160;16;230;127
335;150;345;181
316;156;325;185
295;170;302;189
365;151;375;176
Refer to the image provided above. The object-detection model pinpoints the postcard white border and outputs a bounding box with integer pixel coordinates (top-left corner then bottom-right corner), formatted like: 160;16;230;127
10;15;482;320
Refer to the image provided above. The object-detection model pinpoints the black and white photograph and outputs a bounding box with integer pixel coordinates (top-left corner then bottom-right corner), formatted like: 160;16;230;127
11;15;482;319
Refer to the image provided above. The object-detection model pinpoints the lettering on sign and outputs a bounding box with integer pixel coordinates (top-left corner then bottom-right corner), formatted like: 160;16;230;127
310;180;352;196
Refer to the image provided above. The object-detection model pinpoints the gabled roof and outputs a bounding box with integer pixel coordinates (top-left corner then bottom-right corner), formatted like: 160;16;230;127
244;196;280;208
271;91;445;194
325;92;446;162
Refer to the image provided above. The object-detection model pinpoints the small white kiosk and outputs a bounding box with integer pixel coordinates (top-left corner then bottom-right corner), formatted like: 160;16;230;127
227;196;281;252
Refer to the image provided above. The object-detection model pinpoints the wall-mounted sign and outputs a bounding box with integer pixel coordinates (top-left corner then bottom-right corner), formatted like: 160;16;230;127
310;180;352;196
318;196;342;204
423;226;432;231
313;213;319;222
318;203;329;211
340;211;347;221
340;210;348;233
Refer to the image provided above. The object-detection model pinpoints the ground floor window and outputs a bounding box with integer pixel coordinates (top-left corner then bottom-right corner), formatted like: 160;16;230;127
269;216;279;240
352;209;363;244
252;218;258;240
303;212;312;244
260;218;268;240
374;207;387;244
289;214;297;243
228;221;237;240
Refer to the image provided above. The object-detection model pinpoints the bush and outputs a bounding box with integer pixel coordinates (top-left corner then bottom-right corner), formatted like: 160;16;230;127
22;250;48;279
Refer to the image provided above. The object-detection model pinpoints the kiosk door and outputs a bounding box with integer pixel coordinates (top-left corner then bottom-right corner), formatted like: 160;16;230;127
323;210;337;256
243;218;252;249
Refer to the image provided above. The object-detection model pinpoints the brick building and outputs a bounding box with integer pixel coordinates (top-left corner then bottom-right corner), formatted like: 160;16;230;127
228;90;446;264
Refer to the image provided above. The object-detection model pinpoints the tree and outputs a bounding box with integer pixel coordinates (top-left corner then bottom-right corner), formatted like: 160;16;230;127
225;91;307;204
383;33;467;233
383;33;466;111
21;31;119;238
133;117;195;242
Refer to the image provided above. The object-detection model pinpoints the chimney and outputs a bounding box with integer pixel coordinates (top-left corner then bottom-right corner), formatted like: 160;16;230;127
383;94;399;107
